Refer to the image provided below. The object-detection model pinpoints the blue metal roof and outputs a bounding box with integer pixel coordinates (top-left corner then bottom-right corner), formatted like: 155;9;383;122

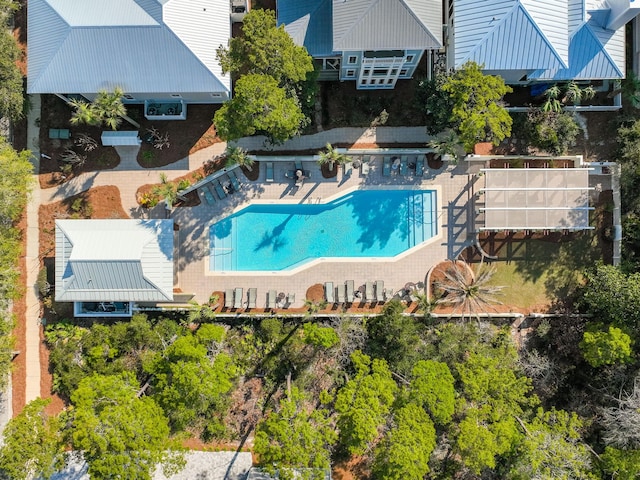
530;23;623;80
460;3;566;70
277;0;334;57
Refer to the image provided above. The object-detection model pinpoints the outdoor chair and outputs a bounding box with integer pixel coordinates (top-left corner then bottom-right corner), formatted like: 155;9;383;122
286;293;295;307
325;282;335;304
265;162;274;182
361;157;370;175
344;162;353;177
248;288;257;309
201;187;215;205
337;283;346;303
415;156;425;176
206;184;218;202
295;160;303;171
214;180;227;199
227;170;242;192
224;289;233;309
383;157;391;177
375;280;384;302
234;287;243;309
267;290;277;309
345;280;355;303
365;281;374;302
400;156;408;175
385;288;394;301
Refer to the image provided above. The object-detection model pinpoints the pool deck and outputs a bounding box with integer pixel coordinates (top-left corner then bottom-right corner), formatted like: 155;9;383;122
172;156;474;308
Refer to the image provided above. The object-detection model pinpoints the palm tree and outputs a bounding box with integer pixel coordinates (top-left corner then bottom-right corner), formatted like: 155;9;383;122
317;143;348;171
225;145;255;171
435;259;503;320
93;88;127;130
152;173;178;210
427;130;462;163
69;98;101;127
542;85;562;113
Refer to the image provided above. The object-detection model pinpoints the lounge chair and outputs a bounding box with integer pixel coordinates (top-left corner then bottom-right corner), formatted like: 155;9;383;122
267;290;277;309
337;283;346;303
415;156;425;176
361;156;370;175
224;289;233;309
345;280;354;303
214;180;227;199
295;160;303;171
325;282;335;304
375;280;384;302
344;162;353;177
201;187;215;205
227;170;241;192
265;162;274;182
383;157;391;177
286;293;295;307
234;287;243;309
365;281;374;302
206;184;218;202
248;288;257;309
400;156;408;175
385;288;394;301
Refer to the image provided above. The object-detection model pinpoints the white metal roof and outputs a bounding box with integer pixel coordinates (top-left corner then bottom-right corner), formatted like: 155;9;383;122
55;219;174;302
480;168;593;230
27;0;231;96
332;0;442;51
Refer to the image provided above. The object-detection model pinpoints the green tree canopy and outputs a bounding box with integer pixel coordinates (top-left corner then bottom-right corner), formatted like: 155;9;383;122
0;29;24;121
0;398;64;480
409;360;456;425
372;403;436;480
442;61;513;151
508;408;596;480
601;447;640;480
69;373;183;480
216;9;313;89
213;74;306;144
335;351;398;455
580;324;633;367
70;88;127;130
254;387;337;480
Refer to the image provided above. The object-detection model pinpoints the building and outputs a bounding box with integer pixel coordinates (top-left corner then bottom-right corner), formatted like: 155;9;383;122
55;219;174;317
448;0;639;84
277;0;442;89
27;0;232;120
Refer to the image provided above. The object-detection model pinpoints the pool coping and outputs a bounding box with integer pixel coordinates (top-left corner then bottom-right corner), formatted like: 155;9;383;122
205;185;443;277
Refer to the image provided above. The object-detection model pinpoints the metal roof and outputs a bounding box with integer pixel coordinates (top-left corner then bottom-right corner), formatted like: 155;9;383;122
332;0;442;51
55;219;174;302
459;3;566;70
27;0;231;95
278;0;334;57
480;168;593;231
455;0;626;81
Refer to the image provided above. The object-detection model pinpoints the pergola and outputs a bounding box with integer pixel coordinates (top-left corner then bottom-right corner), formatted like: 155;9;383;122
479;168;594;231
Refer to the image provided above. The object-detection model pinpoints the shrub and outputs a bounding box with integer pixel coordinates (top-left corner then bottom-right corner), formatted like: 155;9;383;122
579;324;633;367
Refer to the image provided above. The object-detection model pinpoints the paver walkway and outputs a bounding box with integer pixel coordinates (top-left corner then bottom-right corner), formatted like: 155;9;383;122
22;95;460;409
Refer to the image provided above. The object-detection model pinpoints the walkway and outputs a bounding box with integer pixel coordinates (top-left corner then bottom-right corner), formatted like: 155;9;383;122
23;101;467;408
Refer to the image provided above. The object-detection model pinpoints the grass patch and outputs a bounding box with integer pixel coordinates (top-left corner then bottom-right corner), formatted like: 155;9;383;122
488;262;551;309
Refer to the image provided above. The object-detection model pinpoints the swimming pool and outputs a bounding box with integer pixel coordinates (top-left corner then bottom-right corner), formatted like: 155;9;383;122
209;189;438;271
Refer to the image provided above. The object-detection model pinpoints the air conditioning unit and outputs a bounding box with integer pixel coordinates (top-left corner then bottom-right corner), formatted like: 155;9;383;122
230;0;249;22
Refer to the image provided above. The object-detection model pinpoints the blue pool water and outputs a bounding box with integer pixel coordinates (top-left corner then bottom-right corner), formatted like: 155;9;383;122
209;189;437;271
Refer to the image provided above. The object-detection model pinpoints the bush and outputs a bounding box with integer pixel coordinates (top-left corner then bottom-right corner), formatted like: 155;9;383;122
579;324;633;367
526;110;580;155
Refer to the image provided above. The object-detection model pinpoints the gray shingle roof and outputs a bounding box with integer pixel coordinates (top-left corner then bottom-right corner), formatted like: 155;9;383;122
27;0;231;96
55;219;174;302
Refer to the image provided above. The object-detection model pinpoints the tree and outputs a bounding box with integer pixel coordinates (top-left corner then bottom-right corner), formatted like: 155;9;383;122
579;325;633;367
69;373;184;480
213;74;306;144
0;398;64;480
335;351;397;455
435;260;504;320
317;143;348;171
216;9;313;90
418;73;455;135
601;375;640;449
225;145;254;171
302;322;339;349
366;299;424;376
508;408;596;480
601;447;640;480
69;88;128;130
0;29;25;120
578;264;640;329
525;109;581;155
441;61;513;151
409;360;455;425
372;403;436;480
254;387;337;480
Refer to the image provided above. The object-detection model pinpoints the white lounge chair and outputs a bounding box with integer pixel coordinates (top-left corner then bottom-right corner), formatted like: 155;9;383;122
224;289;233;309
337;283;346;303
248;288;257;309
267;290;277;309
346;280;354;303
365;281;374;302
234;287;243;309
375;280;384;302
325;282;335;304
